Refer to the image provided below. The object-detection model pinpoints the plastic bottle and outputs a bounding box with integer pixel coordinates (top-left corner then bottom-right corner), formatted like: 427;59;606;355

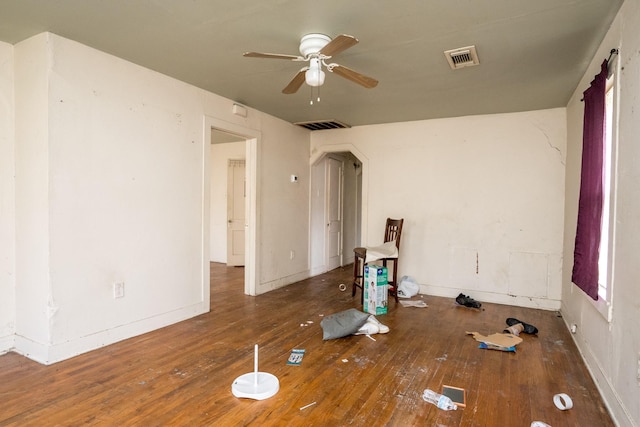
422;389;457;410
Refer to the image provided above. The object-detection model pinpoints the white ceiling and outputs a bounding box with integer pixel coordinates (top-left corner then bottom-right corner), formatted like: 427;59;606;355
0;0;623;127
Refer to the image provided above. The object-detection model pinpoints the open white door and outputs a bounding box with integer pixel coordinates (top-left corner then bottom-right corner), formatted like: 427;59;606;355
227;159;246;266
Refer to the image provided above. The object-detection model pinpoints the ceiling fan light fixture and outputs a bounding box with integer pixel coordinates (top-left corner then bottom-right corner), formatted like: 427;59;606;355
305;58;325;87
244;33;377;94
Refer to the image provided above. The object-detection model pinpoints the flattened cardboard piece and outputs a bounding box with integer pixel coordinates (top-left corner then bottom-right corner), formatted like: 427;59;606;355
466;331;523;348
479;342;516;352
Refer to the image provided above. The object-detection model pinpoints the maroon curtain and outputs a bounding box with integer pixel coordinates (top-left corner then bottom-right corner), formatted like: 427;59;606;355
571;60;608;300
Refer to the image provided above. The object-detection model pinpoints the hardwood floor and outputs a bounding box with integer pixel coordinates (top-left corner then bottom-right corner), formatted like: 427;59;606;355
0;263;613;426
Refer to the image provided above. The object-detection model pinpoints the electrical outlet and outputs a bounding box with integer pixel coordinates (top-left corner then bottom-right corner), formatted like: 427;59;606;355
113;282;125;299
290;250;295;260
570;323;577;334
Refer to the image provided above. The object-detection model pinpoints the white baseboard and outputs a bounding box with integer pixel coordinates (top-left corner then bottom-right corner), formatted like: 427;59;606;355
310;265;327;276
0;334;15;355
13;302;208;365
420;284;561;311
258;270;310;294
560;313;636;427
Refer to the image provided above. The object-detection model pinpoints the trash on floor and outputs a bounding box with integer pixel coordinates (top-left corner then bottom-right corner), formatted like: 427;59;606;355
320;308;370;340
422;388;457;410
287;348;305;366
397;275;420;298
354;314;390;336
320;308;390;340
553;393;573;410
299;401;317;411
456;293;482;309
504;323;524;336
505;317;539;334
466;331;522;352
399;300;428;308
442;385;466;408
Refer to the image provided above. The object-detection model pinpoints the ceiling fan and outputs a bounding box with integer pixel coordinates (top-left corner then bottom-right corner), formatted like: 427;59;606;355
243;33;379;94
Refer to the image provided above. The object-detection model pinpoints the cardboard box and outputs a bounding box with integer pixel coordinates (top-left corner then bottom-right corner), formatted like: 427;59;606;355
364;264;388;315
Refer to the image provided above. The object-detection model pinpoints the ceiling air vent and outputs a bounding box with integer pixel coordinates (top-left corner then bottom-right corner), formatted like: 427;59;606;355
444;45;480;69
294;120;351;131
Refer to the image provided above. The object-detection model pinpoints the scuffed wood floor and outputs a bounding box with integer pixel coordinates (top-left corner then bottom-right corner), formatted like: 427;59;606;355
0;263;613;426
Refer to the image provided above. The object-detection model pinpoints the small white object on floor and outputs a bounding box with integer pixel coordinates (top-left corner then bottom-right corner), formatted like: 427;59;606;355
399;300;428;308
553;393;573;410
300;402;317;411
366;334;377;341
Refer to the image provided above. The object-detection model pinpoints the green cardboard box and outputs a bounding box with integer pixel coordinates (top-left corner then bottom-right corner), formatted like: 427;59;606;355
364;264;388;315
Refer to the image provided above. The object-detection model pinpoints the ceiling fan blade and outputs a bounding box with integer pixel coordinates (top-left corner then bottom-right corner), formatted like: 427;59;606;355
319;34;358;57
330;64;379;88
243;52;302;60
282;70;306;94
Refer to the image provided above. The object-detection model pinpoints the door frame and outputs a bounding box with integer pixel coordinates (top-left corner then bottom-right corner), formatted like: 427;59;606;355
204;116;261;296
310;144;369;271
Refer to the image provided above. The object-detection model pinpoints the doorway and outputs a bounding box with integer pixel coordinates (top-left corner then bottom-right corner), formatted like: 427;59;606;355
325;156;344;271
226;159;245;266
310;150;364;275
209;132;245;267
204;117;260;296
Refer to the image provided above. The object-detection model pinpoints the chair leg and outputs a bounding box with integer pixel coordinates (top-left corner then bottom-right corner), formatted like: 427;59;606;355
352;254;365;304
360;262;365;305
392;259;399;303
383;258;400;303
352;258;359;297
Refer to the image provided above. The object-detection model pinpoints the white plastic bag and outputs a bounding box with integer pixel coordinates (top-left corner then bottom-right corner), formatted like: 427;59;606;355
397;275;420;298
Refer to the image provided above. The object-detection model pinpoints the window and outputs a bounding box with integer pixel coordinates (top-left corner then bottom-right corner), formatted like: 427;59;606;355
594;71;617;320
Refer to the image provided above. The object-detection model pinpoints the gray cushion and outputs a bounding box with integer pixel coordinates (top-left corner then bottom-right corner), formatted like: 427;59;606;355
320;308;370;340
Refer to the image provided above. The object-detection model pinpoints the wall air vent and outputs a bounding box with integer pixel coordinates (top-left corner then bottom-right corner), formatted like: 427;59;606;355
294;120;351;131
444;45;480;70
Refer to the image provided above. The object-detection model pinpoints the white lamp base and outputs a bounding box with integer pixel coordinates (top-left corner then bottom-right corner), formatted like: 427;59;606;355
232;372;280;400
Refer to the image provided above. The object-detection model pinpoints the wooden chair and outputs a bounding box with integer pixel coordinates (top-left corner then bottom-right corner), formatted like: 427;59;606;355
352;218;404;304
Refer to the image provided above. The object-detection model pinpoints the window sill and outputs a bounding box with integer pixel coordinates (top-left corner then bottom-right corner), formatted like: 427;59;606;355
589;291;612;322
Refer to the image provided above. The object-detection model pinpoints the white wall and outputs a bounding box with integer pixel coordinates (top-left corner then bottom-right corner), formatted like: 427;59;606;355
256;113;310;291
0;41;15;353
210;141;245;263
14;34;52;356
312;109;567;310
309;157;327;275
8;32;310;364
562;1;640;425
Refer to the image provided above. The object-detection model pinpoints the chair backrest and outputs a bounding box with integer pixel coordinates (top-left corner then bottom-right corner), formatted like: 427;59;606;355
383;218;404;250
